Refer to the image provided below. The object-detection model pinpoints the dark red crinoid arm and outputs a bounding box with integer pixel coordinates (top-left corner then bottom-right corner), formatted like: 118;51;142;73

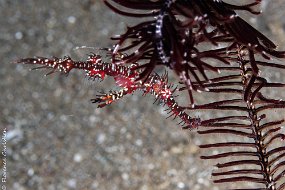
104;0;285;107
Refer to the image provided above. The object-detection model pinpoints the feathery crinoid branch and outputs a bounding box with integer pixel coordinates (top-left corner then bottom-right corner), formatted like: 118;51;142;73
103;0;284;107
192;44;285;189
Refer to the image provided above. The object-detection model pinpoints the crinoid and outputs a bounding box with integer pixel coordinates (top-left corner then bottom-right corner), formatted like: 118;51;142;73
16;0;285;189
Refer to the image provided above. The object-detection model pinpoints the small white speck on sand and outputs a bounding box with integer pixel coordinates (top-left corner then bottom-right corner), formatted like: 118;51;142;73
68;16;76;24
15;31;23;40
73;153;83;163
